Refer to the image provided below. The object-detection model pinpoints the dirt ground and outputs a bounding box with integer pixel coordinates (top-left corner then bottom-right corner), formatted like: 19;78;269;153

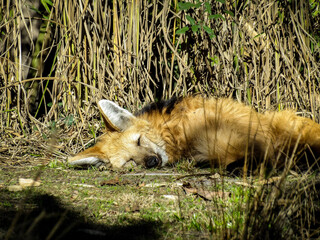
1;156;244;240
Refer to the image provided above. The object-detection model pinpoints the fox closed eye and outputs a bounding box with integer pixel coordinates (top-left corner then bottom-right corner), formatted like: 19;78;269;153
137;136;141;146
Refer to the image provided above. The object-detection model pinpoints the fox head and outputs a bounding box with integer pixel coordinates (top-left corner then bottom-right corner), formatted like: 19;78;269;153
68;100;168;169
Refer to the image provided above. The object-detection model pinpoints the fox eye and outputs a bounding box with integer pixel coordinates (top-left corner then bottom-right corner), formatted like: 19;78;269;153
137;136;141;146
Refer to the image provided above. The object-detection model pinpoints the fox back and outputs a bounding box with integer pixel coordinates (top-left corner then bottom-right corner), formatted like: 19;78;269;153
68;96;320;169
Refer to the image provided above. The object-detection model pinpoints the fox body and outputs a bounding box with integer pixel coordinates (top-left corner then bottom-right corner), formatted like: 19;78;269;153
69;96;320;169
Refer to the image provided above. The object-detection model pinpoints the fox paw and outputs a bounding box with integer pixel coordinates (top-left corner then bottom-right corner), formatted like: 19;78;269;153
97;161;112;171
68;157;110;170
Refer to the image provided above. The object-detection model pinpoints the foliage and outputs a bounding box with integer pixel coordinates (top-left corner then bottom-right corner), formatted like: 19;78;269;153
0;0;319;136
176;0;227;39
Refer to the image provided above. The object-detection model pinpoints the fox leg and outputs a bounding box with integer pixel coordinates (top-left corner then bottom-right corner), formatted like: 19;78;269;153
68;145;111;168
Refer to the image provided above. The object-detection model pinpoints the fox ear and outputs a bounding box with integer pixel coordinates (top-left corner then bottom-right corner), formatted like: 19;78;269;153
98;100;135;132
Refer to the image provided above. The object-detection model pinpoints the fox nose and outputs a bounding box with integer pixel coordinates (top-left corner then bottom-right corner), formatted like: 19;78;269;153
145;156;160;168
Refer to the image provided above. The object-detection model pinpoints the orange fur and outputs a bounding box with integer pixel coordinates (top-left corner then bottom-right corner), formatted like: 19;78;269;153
69;96;320;169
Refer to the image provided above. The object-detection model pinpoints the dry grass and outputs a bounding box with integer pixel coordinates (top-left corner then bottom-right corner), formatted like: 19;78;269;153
0;0;320;239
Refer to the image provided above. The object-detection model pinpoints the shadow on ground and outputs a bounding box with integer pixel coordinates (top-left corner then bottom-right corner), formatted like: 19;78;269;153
0;190;161;240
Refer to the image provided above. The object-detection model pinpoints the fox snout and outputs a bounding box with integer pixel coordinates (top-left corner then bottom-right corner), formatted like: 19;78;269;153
144;155;162;168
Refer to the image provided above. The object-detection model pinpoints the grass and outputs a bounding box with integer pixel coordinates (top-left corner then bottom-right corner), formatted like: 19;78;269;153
1;154;319;239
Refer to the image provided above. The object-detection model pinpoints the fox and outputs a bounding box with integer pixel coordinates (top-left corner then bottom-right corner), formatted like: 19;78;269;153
68;96;320;169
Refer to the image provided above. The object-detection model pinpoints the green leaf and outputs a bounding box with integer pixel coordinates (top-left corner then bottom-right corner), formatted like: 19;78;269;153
41;0;53;13
186;15;196;25
210;55;219;66
178;2;194;11
203;26;214;34
253;33;265;39
209;14;225;20
191;24;200;33
225;10;235;17
176;26;189;34
30;7;42;15
49;121;56;131
203;26;216;39
204;2;212;15
65;115;74;126
194;2;201;8
216;0;226;3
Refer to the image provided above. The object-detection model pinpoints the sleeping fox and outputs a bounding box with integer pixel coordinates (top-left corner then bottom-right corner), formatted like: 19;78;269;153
68;96;320;169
